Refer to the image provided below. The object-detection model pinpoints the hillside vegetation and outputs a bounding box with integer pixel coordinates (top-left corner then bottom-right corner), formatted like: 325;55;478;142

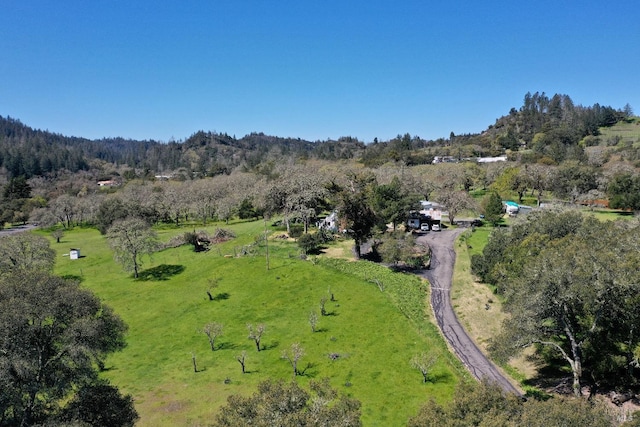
3;92;640;425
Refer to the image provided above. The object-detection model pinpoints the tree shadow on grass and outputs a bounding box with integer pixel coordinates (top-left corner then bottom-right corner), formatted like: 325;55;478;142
217;342;238;351
298;362;318;378
61;274;84;283
136;264;185;281
427;371;454;384
213;292;230;301
262;341;280;351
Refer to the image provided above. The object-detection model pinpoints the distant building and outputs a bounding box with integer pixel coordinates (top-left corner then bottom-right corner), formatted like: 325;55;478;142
477;156;507;163
97;180;117;187
407;201;443;229
318;211;338;232
432;156;457;164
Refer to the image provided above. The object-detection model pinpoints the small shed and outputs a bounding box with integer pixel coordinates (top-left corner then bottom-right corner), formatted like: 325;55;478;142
69;249;80;260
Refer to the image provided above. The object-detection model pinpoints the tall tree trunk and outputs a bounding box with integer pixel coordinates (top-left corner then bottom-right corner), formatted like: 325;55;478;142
562;309;583;396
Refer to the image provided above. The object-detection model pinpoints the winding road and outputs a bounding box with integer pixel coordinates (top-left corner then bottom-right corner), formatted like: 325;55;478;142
417;229;520;395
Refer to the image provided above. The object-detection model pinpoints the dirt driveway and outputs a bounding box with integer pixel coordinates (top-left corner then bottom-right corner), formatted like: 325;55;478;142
417;228;520;394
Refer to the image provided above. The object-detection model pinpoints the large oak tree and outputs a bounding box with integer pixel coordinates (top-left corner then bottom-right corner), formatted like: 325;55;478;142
486;211;640;395
0;271;131;425
107;217;159;278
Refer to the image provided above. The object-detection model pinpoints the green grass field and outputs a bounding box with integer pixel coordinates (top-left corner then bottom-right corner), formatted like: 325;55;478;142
597;117;640;146
48;221;463;426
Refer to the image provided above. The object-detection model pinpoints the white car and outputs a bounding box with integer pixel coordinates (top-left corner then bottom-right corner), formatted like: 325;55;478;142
420;224;430;231
431;223;441;231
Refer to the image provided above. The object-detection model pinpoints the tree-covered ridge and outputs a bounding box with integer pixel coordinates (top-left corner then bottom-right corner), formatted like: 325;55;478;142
486;92;632;163
0;92;633;182
0;116;365;180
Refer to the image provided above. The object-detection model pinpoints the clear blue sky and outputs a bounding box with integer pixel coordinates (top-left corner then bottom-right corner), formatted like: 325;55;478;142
1;1;639;143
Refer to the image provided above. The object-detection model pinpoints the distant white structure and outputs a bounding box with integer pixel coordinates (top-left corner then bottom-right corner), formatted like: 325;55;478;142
503;201;520;216
419;201;443;220
69;249;80;260
432;156;457;164
477;156;508;163
318;211;338;232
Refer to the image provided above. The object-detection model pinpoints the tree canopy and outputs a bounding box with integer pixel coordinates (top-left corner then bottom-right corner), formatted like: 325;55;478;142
0;233;55;276
0;270;131;425
473;210;640;395
408;379;613;427
107;217;159;278
214;378;361;427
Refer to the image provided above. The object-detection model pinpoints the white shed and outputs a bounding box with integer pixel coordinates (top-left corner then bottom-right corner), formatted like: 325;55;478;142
69;249;80;260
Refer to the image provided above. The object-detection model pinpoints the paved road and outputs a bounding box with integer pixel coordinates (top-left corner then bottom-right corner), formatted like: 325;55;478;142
417;229;520;395
0;224;37;237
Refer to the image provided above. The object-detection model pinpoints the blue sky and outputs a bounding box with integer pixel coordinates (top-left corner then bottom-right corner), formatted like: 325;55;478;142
1;1;639;143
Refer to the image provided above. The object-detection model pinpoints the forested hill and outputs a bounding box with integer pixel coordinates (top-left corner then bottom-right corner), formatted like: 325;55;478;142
0;92;633;179
0;116;366;179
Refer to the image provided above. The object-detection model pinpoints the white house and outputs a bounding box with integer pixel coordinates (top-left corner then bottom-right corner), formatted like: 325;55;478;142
318;211;338;232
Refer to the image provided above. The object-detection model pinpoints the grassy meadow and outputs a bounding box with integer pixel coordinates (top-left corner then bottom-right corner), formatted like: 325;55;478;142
47;220;464;426
597;116;640;146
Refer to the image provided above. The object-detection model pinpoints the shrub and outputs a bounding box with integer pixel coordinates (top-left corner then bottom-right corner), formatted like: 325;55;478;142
298;233;321;255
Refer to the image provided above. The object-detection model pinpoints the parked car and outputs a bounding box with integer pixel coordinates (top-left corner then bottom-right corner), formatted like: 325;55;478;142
420;223;430;231
431;223;441;231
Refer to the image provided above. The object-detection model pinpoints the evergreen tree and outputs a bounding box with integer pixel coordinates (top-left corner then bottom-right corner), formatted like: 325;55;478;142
483;191;504;226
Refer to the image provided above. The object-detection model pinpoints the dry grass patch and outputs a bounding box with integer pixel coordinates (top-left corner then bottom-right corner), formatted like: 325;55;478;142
321;239;354;260
451;238;503;353
451;229;537;384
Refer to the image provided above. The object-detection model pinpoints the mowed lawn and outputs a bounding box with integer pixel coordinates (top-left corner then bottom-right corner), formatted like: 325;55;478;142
49;221;462;426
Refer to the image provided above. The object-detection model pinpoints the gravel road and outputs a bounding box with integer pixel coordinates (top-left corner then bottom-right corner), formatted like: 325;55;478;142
417;229;520;395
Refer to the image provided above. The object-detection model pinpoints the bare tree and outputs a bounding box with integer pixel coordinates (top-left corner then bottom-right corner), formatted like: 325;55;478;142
107;218;158;279
192;352;198;373
281;343;305;377
203;322;223;351
160;182;190;226
0;234;55;276
309;311;318;332
411;353;438;383
320;297;328;316
206;277;220;301
434;188;477;225
247;323;266;352
236;350;247;374
189;179;219;225
50;229;64;243
49;194;77;228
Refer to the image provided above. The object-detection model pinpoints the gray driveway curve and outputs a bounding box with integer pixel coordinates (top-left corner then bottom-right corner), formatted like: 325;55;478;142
417;228;520;395
0;224;37;237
